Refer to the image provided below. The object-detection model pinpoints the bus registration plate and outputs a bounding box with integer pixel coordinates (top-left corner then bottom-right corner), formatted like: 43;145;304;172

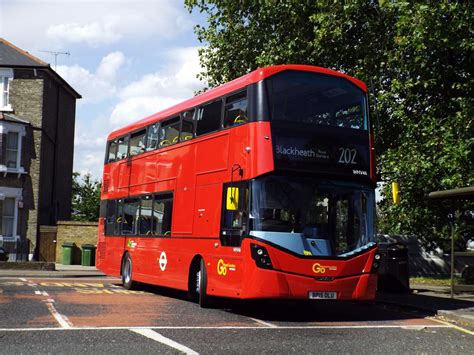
309;291;337;300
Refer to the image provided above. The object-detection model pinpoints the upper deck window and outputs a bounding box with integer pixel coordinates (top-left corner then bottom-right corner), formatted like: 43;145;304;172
224;91;248;128
146;123;160;151
196;100;222;136
129;129;146;156
180;110;194;141
266;71;367;130
160;117;180;147
107;140;118;163
117;136;129;160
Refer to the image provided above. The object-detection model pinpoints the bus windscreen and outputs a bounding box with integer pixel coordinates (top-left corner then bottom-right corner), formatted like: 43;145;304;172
249;175;376;258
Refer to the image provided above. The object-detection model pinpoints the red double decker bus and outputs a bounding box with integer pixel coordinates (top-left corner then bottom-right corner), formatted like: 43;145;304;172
97;65;380;307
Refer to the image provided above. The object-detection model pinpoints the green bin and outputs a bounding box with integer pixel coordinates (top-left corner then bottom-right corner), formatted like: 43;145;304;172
81;244;96;266
62;242;74;265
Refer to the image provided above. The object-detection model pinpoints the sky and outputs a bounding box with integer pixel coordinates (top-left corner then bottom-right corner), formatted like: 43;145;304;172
0;0;206;180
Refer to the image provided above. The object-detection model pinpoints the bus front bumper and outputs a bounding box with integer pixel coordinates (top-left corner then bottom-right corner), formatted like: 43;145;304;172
241;268;378;301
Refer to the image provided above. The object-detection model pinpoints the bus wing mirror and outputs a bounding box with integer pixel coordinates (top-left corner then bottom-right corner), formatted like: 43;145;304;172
226;187;239;210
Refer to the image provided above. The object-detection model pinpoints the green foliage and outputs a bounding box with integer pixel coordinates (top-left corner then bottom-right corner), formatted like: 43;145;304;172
186;0;473;249
72;172;101;222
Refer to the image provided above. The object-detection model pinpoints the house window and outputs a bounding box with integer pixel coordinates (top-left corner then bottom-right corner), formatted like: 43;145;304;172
6;132;19;168
0;122;26;173
0;198;15;237
0;69;13;110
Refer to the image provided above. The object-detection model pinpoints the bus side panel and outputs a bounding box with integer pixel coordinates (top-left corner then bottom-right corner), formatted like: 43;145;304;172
173;187;195;235
248;121;274;178
118;161;131;191
96;235;125;277
130;238;215;292
194;184;223;237
173;142;196;235
195;133;229;175
206;253;244;298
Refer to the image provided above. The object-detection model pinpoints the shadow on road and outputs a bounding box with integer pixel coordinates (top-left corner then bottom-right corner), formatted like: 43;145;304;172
118;282;435;324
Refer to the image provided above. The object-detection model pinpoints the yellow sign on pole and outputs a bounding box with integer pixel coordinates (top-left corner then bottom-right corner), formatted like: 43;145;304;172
392;182;400;204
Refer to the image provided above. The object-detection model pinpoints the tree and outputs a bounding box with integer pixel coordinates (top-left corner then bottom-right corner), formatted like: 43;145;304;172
71;172;102;221
186;0;473;249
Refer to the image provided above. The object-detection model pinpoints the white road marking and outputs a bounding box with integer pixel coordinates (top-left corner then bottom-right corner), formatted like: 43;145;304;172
0;324;451;332
248;317;277;328
35;291;41;295
44;299;73;329
131;328;199;355
19;278;27;282
42;291;49;297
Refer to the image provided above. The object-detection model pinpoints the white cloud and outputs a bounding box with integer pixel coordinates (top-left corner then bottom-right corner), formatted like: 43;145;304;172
56;51;125;103
57;65;115;103
75;133;107;150
46;17;121;46
110;47;203;126
170;47;203;89
119;73;169;99
77;153;105;178
97;51;125;81
1;0;193;49
111;96;183;126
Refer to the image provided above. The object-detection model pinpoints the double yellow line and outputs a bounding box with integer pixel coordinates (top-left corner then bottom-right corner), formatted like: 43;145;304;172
429;317;474;336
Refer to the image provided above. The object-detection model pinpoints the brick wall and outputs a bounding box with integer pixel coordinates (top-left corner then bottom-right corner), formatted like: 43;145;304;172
8;77;43;255
55;221;98;264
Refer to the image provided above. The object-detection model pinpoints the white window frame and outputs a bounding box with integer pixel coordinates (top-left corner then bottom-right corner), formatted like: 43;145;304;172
0;121;26;174
0;68;13;111
0;187;22;242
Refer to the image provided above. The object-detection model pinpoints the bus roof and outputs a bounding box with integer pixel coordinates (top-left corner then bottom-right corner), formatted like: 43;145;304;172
108;64;367;141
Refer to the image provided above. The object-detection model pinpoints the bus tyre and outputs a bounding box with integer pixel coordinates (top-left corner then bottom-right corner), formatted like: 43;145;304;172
198;259;211;308
122;254;137;290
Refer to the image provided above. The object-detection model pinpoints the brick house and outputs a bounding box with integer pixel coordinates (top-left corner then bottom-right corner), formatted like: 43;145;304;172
0;38;81;261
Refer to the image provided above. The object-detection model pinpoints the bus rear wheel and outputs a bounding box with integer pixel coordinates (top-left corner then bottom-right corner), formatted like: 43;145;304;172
122;254;137;290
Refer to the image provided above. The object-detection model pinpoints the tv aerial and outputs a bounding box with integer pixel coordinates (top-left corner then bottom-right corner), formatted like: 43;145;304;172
39;50;71;70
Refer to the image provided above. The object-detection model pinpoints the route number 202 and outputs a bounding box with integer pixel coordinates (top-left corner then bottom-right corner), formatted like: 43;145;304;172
338;147;357;165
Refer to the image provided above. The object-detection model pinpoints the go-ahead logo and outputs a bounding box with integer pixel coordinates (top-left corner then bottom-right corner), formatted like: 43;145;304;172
217;259;236;276
312;263;337;274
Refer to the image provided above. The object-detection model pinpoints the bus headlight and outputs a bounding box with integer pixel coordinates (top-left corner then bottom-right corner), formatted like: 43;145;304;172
251;244;273;269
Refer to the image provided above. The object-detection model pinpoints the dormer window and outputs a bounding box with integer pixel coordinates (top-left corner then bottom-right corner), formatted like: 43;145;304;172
0;69;13;111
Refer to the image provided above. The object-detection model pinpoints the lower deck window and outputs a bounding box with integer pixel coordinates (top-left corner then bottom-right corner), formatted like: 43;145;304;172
103;193;173;237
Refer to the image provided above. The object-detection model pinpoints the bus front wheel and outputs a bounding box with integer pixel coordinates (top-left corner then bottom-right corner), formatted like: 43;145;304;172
198;259;211;308
122;254;137;290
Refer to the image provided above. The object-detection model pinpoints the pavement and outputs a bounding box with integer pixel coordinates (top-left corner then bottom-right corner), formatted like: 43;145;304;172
0;264;473;328
377;284;474;328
